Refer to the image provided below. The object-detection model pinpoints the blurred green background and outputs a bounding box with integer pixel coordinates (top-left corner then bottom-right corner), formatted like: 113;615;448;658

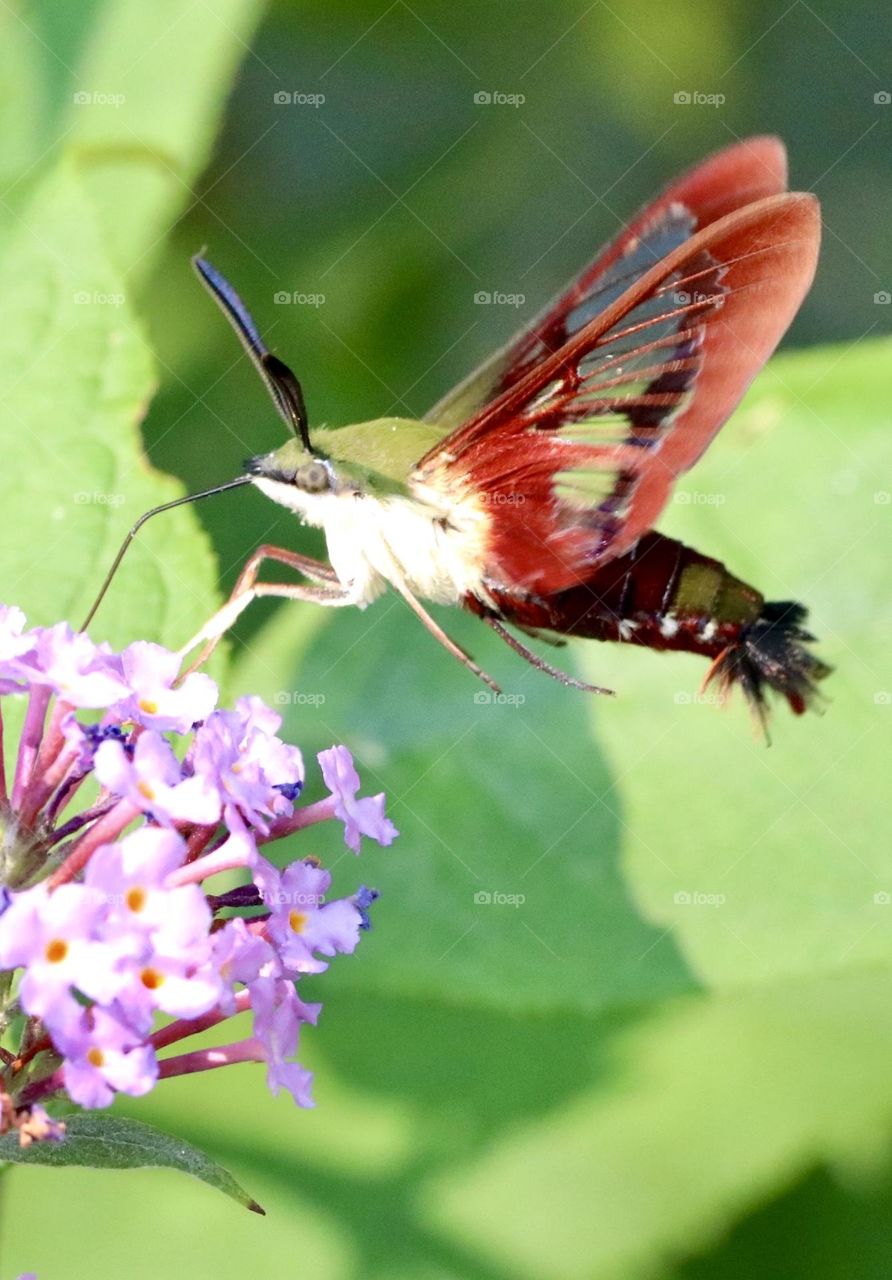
1;1;891;1277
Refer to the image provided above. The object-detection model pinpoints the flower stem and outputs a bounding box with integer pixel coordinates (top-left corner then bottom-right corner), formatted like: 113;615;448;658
48;798;140;887
0;702;7;806
47;798;116;847
158;1038;264;1079
261;795;337;843
9;1032;51;1074
151;991;250;1051
28;698;71;792
17;1068;63;1107
19;741;79;829
184;824;218;863
45;770;89;825
11;685;51;809
166;841;255;888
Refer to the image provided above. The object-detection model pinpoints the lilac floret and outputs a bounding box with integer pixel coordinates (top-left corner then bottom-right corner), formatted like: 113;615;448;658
0;883;130;1022
83;827;205;949
318;745;399;853
22;624;130;708
249;974;319;1108
256;857;363;976
55;1006;158;1109
190;698;304;834
94;731;221;827
114;641;218;733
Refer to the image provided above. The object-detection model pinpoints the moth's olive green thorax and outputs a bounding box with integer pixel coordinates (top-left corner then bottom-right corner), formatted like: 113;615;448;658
247;417;443;499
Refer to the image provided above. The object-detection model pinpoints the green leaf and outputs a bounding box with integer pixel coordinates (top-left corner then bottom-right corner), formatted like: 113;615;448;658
421;969;892;1280
66;0;266;272
232;595;694;1016
0;9;46;189
0;1112;263;1213
0;160;221;652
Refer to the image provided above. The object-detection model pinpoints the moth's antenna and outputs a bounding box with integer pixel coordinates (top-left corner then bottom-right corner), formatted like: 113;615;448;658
192;255;314;453
80;476;251;631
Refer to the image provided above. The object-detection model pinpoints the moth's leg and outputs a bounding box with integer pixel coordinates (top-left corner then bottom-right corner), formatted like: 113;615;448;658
235;544;340;589
389;577;502;695
484;617;615;696
514;623;567;649
177;546;348;674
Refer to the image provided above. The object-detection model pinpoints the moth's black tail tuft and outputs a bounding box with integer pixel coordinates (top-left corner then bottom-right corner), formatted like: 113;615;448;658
705;601;832;727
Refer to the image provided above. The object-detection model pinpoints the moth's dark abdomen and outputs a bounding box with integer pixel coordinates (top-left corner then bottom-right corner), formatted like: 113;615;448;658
470;531;830;718
473;533;758;654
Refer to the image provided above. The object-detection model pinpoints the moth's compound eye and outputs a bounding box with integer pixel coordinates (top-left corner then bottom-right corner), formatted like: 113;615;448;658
295;460;331;493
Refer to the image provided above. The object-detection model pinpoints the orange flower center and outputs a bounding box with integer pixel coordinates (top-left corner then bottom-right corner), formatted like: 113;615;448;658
126;887;147;913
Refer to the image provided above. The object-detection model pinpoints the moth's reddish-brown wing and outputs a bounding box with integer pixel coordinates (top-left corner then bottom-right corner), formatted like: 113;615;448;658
425;136;789;432
414;193;820;595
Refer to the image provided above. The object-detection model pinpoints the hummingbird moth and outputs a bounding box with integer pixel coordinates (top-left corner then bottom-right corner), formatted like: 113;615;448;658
86;136;830;722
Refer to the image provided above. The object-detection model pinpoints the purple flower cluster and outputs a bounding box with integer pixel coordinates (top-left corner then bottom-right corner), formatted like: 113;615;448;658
0;606;396;1131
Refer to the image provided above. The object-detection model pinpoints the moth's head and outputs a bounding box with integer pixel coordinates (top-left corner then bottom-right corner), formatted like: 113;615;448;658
246;418;443;512
246;438;363;513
